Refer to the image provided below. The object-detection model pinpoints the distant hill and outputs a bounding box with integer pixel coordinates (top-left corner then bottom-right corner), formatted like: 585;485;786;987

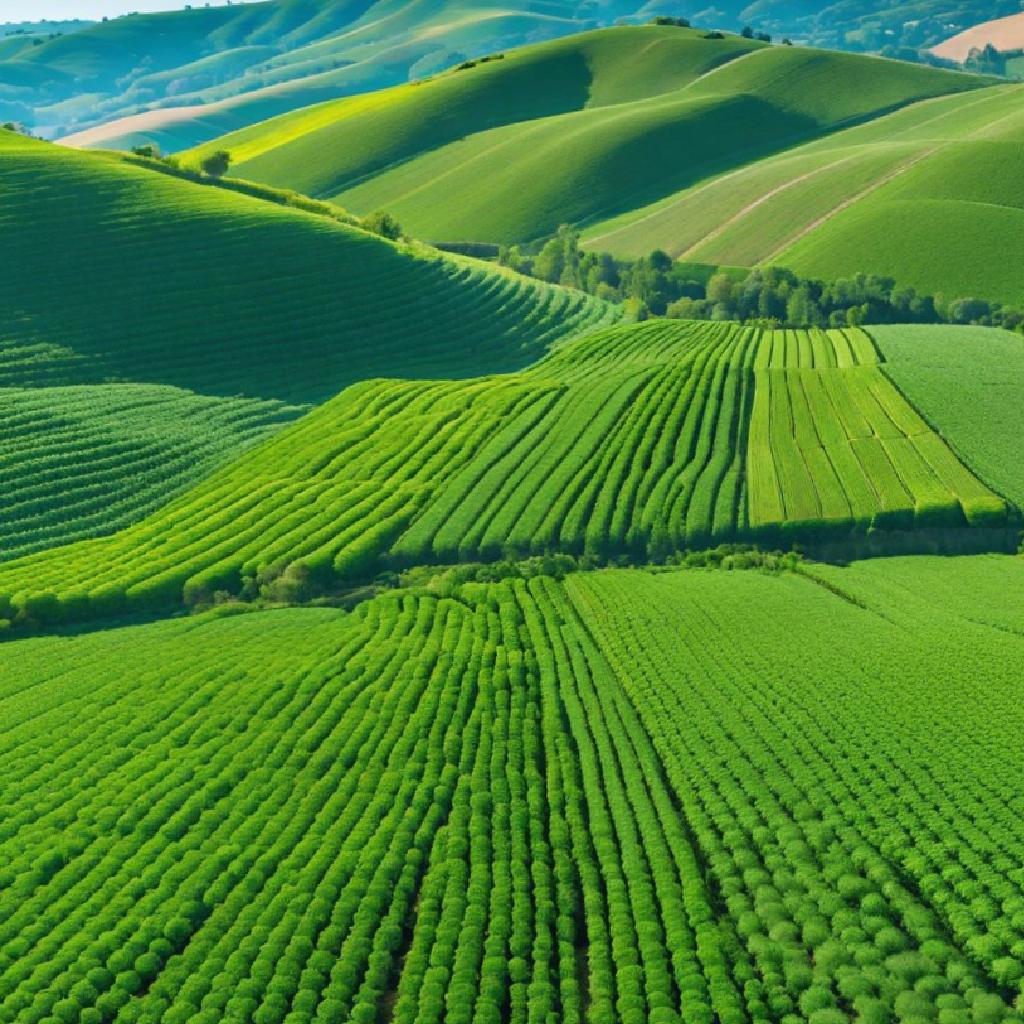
183;28;987;247
8;0;1017;148
5;0;645;144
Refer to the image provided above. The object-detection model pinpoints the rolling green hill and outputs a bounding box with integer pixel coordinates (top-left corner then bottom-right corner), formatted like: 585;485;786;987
585;81;1024;306
0;131;617;405
0;319;1013;629
3;554;1024;1024
185;29;987;246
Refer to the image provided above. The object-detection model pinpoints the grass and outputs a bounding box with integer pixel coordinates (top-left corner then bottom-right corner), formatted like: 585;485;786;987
0;384;302;562
3;556;1024;1023
0;132;617;404
0;320;1007;629
182;29;982;245
870;324;1024;507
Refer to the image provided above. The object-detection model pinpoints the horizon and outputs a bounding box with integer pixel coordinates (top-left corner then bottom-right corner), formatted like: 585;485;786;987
1;0;235;22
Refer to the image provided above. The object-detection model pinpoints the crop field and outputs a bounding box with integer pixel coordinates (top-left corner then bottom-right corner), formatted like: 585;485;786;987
187;30;983;245
7;12;1024;1024
0;384;301;562
1;556;1023;1023
746;328;1007;539
870;325;1024;507
0;134;617;403
0;320;1008;628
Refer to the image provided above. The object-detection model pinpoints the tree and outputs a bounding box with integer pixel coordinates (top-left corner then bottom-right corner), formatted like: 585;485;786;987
707;272;734;306
200;149;231;178
360;210;403;241
131;144;160;159
741;25;755;38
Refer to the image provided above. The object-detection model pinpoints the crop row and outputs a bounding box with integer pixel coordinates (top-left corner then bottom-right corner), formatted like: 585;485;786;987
0;572;753;1024
746;331;1007;536
0;319;1010;627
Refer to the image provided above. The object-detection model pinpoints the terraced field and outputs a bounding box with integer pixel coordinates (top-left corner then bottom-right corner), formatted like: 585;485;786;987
0;320;1009;628
585;82;1024;305
3;555;1024;1024
0;385;302;561
184;30;984;245
0;133;617;404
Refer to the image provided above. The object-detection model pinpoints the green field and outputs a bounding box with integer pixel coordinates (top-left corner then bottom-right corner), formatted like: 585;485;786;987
185;29;984;245
870;324;1024;507
0;320;1010;628
583;82;1024;306
3;555;1024;1024
0;133;617;404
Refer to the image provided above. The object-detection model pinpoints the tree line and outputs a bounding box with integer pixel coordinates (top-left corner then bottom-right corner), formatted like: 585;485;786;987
498;225;1024;333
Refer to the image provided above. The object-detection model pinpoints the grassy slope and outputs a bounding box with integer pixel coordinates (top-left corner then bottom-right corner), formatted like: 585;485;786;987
18;0;616;145
186;26;766;195
186;31;984;245
871;324;1024;507
586;80;1024;306
0;384;302;563
3;556;1023;1022
0;132;617;405
0;320;1008;627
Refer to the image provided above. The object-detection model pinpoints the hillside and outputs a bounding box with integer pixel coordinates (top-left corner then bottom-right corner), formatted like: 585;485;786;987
5;0;647;144
0;319;1015;628
0;131;617;405
184;26;767;201
585;81;1024;306
185;29;986;245
3;555;1024;1024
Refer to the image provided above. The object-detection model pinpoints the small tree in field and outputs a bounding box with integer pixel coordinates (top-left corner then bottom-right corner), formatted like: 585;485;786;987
200;150;232;178
360;210;403;241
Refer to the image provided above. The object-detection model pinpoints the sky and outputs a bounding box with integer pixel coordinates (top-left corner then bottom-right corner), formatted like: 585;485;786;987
1;0;234;22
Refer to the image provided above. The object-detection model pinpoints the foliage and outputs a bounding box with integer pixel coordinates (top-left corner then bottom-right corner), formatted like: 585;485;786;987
502;226;1024;332
360;210;403;241
199;149;231;178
